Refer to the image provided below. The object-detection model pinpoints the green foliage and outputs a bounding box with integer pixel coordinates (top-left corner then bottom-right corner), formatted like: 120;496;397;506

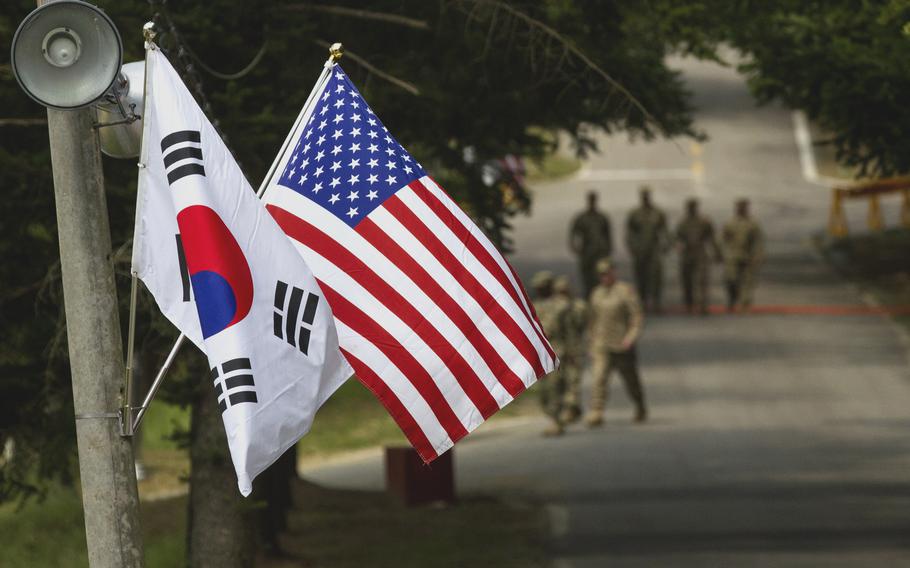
0;0;697;501
0;485;188;567
726;0;910;177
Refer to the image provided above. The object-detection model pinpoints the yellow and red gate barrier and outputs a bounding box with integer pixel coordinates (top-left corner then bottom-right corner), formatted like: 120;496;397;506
829;177;910;237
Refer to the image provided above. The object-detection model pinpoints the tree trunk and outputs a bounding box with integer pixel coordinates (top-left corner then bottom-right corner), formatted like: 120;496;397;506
187;385;256;567
257;444;297;555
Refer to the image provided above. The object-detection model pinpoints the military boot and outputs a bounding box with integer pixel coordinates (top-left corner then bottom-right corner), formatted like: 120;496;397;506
584;411;604;428
543;419;565;437
559;404;581;425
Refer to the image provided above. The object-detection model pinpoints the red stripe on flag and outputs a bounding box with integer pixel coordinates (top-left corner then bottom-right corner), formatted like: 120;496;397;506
356;217;527;398
410;179;556;363
504;258;547;342
382;194;546;378
341;348;439;463
315;280;470;445
268;205;500;420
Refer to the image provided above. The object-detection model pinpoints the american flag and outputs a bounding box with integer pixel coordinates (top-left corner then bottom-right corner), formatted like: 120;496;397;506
263;65;557;461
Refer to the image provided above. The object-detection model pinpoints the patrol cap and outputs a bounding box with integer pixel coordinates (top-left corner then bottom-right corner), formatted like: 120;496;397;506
595;258;613;274
531;270;555;288
553;275;571;293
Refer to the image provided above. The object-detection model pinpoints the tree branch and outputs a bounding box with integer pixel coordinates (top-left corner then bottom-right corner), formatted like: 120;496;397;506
313;39;420;96
450;0;662;134
286;4;430;30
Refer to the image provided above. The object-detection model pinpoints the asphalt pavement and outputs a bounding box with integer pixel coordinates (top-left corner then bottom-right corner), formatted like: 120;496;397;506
302;56;910;566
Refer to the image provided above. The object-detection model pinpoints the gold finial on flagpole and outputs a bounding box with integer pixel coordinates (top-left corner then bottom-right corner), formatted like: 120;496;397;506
329;42;344;62
143;21;157;42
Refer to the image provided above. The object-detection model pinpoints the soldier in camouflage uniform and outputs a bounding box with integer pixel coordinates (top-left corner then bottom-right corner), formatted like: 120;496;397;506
675;198;722;314
585;259;647;426
553;276;588;424
722;199;764;312
570;191;613;298
626;186;670;313
531;271;571;435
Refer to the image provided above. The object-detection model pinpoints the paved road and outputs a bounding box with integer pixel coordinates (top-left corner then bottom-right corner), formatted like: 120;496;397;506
303;57;910;566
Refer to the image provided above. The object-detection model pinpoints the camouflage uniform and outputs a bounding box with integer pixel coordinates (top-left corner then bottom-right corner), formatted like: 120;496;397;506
722;215;764;311
570;209;613;297
586;260;647;425
553;276;588;424
626;204;669;311
675;213;721;314
531;271;571;435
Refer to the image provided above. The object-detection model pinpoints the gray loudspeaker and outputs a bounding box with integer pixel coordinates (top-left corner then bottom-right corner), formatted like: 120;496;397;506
11;0;122;110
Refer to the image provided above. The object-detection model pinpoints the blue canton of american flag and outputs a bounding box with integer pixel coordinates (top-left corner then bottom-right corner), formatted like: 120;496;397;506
277;68;426;227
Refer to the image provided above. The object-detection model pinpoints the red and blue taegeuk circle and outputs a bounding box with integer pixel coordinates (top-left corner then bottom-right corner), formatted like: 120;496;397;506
177;205;254;338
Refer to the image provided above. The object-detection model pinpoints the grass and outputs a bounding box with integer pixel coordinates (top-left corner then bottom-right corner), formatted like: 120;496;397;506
525;151;582;181
821;229;910;279
301;377;541;462
0;373;547;566
0;359;546;568
0;486;187;568
820;228;910;331
138;377;542;478
0;478;547;568
523;127;582;182
274;480;548;568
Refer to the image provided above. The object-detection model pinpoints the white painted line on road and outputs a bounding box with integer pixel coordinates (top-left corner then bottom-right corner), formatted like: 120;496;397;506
577;168;694;182
792;110;845;187
792;110;819;183
546;503;570;538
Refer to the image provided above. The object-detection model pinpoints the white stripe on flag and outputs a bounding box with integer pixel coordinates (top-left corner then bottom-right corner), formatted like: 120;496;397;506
368;206;538;386
396;185;552;374
334;320;453;454
421;176;553;350
284;237;485;433
265;186;515;409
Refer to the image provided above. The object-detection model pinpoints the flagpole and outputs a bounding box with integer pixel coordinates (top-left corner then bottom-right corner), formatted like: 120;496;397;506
256;43;343;198
121;273;139;436
135;43;344;432
132;333;185;431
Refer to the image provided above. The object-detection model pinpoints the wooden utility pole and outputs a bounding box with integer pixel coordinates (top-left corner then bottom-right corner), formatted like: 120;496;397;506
47;98;144;568
40;0;145;555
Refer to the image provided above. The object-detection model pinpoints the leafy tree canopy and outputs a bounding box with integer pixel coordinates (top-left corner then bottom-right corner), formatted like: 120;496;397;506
0;0;699;499
725;0;910;177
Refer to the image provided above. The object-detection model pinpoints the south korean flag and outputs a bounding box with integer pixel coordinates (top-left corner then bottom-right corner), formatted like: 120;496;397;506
132;47;352;495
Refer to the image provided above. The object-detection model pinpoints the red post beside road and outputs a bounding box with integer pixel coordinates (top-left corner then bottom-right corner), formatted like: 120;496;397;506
385;446;455;507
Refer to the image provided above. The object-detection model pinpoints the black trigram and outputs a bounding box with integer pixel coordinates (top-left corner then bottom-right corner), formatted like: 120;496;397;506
175;234;191;302
211;357;258;413
273;281;319;355
161;130;205;185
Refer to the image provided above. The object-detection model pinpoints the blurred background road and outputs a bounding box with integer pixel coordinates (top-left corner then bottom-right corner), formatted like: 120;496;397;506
302;55;910;566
